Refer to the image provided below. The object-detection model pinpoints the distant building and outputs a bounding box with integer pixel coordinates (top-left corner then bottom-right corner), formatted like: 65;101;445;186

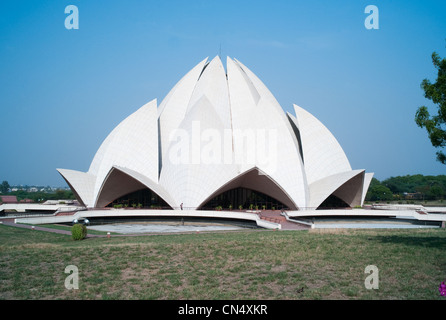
403;192;423;200
0;195;18;204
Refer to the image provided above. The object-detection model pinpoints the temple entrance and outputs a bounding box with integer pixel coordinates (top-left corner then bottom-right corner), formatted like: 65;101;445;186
200;187;288;210
317;194;350;209
106;188;171;209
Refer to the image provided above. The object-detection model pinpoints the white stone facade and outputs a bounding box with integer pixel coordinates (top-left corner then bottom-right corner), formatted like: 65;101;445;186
58;56;373;210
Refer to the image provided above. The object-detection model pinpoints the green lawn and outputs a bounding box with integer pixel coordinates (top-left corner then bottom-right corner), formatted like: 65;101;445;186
0;224;445;300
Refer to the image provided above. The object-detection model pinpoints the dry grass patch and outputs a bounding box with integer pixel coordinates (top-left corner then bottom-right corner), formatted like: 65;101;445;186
1;225;446;299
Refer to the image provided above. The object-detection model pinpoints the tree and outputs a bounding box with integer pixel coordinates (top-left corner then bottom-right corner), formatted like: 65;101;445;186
429;185;445;200
366;178;394;201
0;181;10;194
415;50;446;164
368;184;393;201
370;175;446;201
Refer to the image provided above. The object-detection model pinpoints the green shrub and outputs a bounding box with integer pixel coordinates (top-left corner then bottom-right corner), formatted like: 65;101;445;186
71;223;87;241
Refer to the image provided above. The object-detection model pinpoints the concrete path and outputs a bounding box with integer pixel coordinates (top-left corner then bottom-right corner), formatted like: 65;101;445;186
1;211;310;237
259;211;310;230
1;221;102;238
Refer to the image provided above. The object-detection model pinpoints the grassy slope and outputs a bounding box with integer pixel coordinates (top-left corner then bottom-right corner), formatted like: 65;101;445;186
0;224;445;300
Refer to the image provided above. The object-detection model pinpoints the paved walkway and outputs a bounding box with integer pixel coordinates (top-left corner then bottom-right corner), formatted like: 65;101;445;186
1;221;102;238
259;210;310;230
1;210;310;237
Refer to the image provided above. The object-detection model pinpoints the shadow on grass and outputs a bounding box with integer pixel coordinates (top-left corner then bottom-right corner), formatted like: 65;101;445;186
372;235;446;249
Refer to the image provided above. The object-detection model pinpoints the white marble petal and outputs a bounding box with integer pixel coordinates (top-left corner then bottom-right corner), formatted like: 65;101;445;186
59;57;372;211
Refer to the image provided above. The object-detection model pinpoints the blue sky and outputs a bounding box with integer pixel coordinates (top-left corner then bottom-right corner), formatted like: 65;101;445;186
0;0;445;187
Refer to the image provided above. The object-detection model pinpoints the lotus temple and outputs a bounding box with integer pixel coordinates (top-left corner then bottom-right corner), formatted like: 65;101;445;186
57;56;374;212
4;56;446;231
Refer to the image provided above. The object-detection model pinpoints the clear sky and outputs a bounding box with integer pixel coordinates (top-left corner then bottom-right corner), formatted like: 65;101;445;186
0;0;445;187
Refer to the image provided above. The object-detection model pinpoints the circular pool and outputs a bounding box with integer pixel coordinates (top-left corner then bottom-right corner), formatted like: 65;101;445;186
88;222;246;234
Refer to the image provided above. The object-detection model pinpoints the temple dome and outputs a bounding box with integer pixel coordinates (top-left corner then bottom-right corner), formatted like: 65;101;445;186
58;56;373;210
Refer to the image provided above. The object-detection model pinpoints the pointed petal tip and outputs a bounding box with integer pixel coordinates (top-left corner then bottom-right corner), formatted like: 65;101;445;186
208;55;225;67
